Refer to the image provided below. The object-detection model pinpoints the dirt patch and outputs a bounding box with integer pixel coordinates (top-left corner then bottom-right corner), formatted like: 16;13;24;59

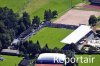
75;3;86;8
54;9;100;26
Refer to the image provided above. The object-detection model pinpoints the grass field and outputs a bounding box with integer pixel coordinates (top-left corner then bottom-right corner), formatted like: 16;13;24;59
76;54;100;66
0;55;22;66
22;0;83;20
29;27;73;49
0;0;28;13
0;0;83;20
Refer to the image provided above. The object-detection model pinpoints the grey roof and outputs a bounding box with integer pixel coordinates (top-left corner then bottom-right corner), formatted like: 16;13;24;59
1;49;19;54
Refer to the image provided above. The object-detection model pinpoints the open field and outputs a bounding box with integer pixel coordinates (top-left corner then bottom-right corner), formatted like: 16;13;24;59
54;9;100;26
29;27;73;49
0;0;28;12
0;0;83;20
23;0;83;20
0;55;22;66
76;54;100;66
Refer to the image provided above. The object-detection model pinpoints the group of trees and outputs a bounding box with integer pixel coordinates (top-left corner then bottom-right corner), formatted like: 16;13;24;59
0;7;59;53
0;7;58;51
44;9;58;21
19;40;64;58
0;7;31;50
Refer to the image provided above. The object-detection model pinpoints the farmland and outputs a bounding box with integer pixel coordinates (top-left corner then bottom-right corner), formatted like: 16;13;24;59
0;55;23;66
29;27;73;49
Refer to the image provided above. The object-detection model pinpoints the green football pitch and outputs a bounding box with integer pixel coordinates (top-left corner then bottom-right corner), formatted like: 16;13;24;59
29;27;73;49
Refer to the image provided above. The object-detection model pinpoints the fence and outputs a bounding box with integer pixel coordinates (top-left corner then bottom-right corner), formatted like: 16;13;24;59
44;21;78;30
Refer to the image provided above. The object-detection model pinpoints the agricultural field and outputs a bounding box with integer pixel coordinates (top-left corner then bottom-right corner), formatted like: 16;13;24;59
29;27;73;49
0;55;23;66
76;54;100;66
0;0;83;20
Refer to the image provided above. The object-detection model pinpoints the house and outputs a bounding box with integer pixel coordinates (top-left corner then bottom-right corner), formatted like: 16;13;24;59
11;39;20;45
1;49;19;55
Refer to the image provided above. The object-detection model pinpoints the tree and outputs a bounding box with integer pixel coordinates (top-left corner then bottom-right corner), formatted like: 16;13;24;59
0;7;32;49
52;10;58;18
0;41;2;50
32;16;40;27
68;43;79;53
44;9;58;21
41;44;50;53
89;15;97;26
22;12;31;28
48;9;53;19
44;10;52;21
0;21;5;33
52;47;60;53
27;41;33;56
36;40;41;50
20;22;26;32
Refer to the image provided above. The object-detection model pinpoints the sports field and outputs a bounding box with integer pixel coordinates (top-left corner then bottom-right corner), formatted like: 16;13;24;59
29;27;73;49
0;55;22;66
76;54;100;66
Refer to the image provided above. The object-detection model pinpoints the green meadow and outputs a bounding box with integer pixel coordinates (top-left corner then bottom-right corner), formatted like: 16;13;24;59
0;0;28;12
76;54;100;66
0;55;23;66
0;0;83;20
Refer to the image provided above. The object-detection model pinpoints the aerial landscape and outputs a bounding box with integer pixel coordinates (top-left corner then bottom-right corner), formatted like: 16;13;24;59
0;0;100;66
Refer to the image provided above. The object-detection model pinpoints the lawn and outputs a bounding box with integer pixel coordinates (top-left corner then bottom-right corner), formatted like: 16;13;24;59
0;55;23;66
29;27;73;49
21;0;83;20
0;0;29;12
75;54;100;66
0;0;83;20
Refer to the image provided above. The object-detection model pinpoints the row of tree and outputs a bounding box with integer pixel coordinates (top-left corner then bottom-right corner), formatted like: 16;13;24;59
19;40;65;58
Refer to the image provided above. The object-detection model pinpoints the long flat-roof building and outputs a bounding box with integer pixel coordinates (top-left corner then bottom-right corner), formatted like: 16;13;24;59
61;25;93;44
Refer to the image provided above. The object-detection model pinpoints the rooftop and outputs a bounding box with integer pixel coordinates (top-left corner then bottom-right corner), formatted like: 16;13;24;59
61;25;92;44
